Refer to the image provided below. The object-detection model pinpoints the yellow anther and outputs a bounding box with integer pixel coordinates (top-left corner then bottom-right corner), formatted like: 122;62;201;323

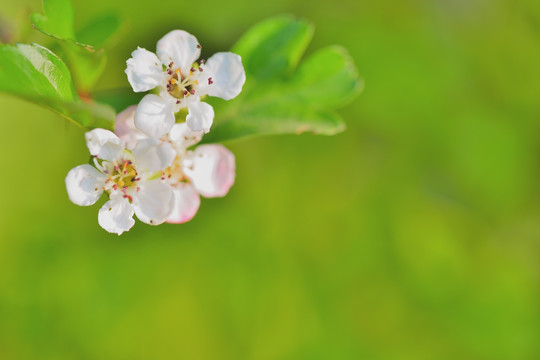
171;78;177;85
118;179;124;187
194;80;199;85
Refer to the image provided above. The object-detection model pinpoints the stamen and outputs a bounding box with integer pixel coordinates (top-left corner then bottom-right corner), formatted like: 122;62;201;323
167;69;173;75
190;89;195;95
176;100;181;104
196;44;202;49
200;59;206;64
199;67;203;72
208;77;213;85
169;62;174;68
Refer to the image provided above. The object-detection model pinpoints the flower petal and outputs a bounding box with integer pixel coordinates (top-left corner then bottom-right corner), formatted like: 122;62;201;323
65;164;105;206
197;52;246;100
166;183;200;224
134;94;176;139
156;30;201;74
133;138;176;173
125;47;165;92
98;197;135;235
186;99;214;133
133;181;175;225
169;122;203;150
184;144;235;197
114;105;148;150
85;129;125;161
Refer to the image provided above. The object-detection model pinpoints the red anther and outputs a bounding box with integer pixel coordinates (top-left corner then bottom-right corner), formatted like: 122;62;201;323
113;184;118;190
123;194;133;202
190;67;196;72
200;59;206;64
190;89;195;95
208;77;213;85
183;89;188;96
167;69;173;75
176;100;181;104
199;67;203;72
169;62;174;68
196;44;202;49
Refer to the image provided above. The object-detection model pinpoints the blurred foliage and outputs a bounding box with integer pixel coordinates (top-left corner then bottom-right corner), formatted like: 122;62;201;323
1;0;540;359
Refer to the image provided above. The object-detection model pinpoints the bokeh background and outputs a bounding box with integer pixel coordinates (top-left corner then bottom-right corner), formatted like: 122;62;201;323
2;0;540;358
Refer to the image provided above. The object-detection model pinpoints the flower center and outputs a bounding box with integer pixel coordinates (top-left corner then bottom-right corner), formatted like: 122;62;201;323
101;159;140;197
166;61;205;101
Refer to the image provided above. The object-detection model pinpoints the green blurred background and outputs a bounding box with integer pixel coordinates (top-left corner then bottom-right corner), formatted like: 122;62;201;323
2;0;540;358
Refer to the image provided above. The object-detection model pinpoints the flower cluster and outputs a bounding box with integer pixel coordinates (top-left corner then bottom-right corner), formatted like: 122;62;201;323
66;30;245;234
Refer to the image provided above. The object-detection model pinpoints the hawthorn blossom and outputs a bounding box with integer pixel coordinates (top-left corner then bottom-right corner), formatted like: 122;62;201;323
65;128;176;235
115;107;236;224
125;30;246;137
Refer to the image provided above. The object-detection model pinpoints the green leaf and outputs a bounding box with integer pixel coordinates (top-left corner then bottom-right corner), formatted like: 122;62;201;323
31;0;124;92
0;43;115;130
203;16;362;143
76;14;125;49
92;89;144;113
202;103;345;143
287;46;364;108
30;0;75;40
232;15;313;80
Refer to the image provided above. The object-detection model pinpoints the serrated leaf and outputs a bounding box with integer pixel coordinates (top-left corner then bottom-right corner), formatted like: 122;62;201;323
30;0;75;40
232;15;313;80
0;43;115;130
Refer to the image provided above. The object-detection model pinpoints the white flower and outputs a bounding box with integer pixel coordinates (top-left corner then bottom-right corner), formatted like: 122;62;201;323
115;109;236;224
65;128;176;235
125;30;246;137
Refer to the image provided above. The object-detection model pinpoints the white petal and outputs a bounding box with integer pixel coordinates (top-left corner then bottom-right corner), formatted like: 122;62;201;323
114;105;148;150
166;183;200;224
85;128;125;161
134;94;176;139
133;181;175;225
156;30;201;74
186;99;214;133
125;47;165;92
169;122;203;149
65;164;105;206
133;138;176;173
184;144;236;198
98;197;135;235
197;52;246;100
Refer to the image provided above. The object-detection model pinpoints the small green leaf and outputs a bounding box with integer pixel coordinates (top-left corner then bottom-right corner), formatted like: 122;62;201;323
0;43;115;130
30;0;75;40
233;15;313;80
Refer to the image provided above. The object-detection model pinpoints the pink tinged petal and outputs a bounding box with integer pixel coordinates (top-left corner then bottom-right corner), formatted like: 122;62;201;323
114;105;148;150
133;138;176;173
197;52;246;100
156;30;201;74
166;183;200;224
85;128;125;161
132;181;175;225
186;99;214;133
184;144;236;198
134;94;176;139
98;197;135;235
169;123;203;149
65;164;105;206
125;47;165;92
